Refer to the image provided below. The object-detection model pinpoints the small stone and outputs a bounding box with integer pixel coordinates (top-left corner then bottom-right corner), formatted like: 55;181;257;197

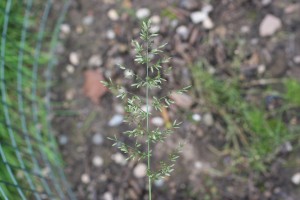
150;15;161;24
208;67;216;74
65;89;76;100
176;25;189;40
203;113;214;127
66;64;75;74
124;69;134;78
291;173;300;185
151;117;164;127
202;4;213;14
108;9;119;21
60;24;70;34
241;25;250;33
257;64;266;74
259;14;282;37
81;173;90;184
113;57;124;66
154;179;164;187
83;15;94;25
103;192;113;200
150;25;160;33
285;4;300;14
194;161;203;169
133;163;147;178
262;0;272;6
111;153;127;165
179;0;198;10
41;167;50;176
106;29;115;39
170;19;179;28
170;92;193;109
108;114;123;127
136;8;150;19
59;135;68;145
293;55;300;64
118;44;128;53
115;104;124;114
88;55;103;67
92;156;104;167
190;11;208;24
282;141;293;152
192;114;201;122
69;52;79;66
141;105;152;113
196;128;204;137
92;133;103;145
76;26;83;34
203;17;214;30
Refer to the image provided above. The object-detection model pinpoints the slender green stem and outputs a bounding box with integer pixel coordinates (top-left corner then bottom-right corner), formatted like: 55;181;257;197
146;29;152;200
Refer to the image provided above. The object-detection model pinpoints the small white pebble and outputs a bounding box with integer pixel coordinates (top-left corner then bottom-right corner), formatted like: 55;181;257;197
92;133;103;145
108;9;119;21
88;55;103;67
176;25;189;40
257;64;266;74
203;17;214;30
136;8;150;19
103;192;113;200
262;0;272;6
65;89;75;100
240;25;250;33
59;135;68;145
151;117;164;127
208;67;216;74
190;11;208;24
150;25;160;33
81;173;90;184
202;4;213;14
141;105;152;113
154;179;164;187
69;52;79;66
115;104;124;114
124;69;134;78
291;173;300;185
283;141;293;152
108;114;124;127
293;55;300;64
66;64;75;74
192;114;201;122
150;15;161;24
60;24;70;34
111;153;127;165
82;15;94;25
92;156;104;167
133;163;147;178
170;19;179;28
194;161;203;169
203;113;214;127
106;29;115;39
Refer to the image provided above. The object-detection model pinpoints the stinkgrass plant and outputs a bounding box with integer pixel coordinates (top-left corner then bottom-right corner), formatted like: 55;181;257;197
103;20;190;199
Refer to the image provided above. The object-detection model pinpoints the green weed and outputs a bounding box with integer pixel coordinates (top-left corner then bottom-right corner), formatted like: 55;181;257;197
191;61;300;171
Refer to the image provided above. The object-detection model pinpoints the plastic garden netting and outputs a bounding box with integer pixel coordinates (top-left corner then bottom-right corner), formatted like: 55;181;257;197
0;0;75;199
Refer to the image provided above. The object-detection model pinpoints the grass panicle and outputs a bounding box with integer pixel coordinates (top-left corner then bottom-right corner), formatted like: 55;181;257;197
104;20;188;199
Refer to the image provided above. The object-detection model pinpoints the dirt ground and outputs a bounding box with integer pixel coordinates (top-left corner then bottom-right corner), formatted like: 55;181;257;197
52;0;300;199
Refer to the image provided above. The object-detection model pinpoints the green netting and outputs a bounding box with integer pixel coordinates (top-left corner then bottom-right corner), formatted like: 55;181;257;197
0;0;75;199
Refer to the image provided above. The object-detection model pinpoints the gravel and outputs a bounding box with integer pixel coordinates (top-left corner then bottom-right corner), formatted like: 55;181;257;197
92;133;104;145
108;114;124;127
136;8;150;19
133;163;147;178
